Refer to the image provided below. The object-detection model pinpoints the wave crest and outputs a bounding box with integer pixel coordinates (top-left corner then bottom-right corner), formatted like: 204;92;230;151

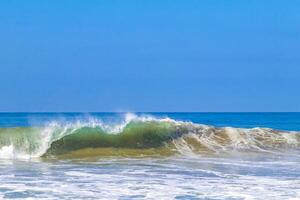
0;114;299;159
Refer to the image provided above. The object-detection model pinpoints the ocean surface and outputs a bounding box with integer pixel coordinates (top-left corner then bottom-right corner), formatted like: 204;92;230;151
0;112;299;199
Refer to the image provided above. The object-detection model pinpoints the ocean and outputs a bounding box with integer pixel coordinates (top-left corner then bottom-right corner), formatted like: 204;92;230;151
0;113;299;199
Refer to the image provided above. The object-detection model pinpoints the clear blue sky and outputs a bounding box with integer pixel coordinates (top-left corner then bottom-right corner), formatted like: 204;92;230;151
0;0;299;112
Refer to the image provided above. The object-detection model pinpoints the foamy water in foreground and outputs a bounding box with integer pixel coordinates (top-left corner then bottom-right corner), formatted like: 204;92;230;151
1;155;299;199
0;113;299;199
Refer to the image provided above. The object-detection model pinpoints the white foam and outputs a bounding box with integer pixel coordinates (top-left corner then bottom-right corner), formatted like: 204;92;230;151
0;145;32;159
0;145;14;159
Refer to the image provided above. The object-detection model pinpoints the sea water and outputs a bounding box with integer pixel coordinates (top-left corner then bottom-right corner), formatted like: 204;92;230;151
0;113;299;199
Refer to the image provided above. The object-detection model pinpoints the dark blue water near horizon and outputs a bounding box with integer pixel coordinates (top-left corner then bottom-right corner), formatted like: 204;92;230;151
0;112;300;131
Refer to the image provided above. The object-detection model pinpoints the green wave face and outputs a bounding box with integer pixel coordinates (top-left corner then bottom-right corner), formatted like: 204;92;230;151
45;121;186;156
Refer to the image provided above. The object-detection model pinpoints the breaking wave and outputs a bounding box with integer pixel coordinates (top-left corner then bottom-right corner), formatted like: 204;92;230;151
0;114;299;159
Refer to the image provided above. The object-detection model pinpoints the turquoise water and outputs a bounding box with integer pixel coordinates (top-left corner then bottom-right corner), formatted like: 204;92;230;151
0;113;299;199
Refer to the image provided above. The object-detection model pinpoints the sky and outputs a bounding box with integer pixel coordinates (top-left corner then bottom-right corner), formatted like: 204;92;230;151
0;0;300;112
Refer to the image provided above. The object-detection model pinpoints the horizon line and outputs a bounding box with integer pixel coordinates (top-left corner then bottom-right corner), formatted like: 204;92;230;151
0;111;300;114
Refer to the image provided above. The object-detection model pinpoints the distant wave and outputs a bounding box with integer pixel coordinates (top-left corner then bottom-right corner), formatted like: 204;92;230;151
0;114;299;159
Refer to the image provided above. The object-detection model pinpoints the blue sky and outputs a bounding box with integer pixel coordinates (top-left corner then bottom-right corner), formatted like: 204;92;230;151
0;0;299;112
